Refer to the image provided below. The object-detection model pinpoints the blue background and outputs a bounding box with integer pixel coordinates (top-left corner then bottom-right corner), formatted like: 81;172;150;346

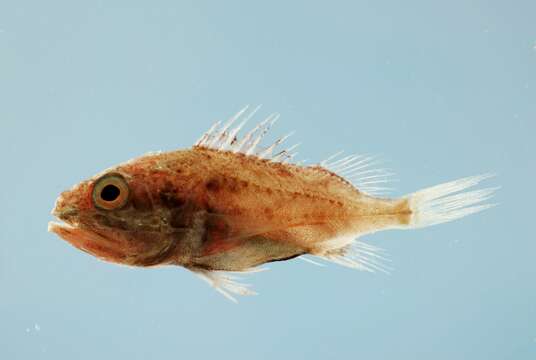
1;1;535;359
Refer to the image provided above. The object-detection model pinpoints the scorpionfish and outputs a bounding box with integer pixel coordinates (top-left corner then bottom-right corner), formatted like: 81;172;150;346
49;107;497;301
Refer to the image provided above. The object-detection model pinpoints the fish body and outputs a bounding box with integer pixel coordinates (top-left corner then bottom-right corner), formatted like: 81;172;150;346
49;107;497;301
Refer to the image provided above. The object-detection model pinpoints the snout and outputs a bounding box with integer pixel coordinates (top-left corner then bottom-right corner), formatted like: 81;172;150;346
53;206;79;223
51;191;80;224
51;181;91;223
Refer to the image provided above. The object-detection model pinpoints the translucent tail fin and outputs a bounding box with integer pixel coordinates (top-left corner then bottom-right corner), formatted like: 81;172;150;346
406;174;498;229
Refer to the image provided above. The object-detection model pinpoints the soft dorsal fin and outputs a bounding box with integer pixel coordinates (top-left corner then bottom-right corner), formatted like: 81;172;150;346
319;153;395;196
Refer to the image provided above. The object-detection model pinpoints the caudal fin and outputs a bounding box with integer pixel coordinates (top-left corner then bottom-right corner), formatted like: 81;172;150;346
406;174;498;229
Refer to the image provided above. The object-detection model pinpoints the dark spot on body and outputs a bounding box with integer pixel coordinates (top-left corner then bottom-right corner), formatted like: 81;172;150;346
205;204;218;214
277;168;292;177
264;207;274;219
157;181;186;209
159;191;185;208
168;201;199;229
169;205;194;229
205;215;229;234
206;178;220;192
202;214;231;246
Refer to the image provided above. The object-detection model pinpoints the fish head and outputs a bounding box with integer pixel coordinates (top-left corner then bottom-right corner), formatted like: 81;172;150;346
49;168;180;267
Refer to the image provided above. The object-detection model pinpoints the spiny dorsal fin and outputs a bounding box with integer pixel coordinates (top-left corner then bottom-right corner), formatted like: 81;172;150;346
195;106;395;196
195;106;299;163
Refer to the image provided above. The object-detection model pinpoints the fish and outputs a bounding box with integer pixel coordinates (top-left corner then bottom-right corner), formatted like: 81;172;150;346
49;106;498;302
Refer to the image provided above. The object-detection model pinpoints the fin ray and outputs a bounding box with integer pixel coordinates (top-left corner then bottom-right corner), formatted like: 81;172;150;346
406;174;498;228
316;240;392;274
196;107;298;163
321;152;395;197
190;268;260;303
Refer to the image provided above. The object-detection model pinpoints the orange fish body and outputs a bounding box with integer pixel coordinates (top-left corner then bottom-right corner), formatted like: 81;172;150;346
49;107;496;301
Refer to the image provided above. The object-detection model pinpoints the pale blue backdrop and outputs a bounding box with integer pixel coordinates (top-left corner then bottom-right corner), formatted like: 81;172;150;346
1;1;535;359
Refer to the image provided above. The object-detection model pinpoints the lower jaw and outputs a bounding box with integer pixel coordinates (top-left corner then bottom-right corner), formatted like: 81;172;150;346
48;221;127;264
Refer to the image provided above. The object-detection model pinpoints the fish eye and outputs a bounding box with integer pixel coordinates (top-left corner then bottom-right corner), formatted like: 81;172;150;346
92;173;130;210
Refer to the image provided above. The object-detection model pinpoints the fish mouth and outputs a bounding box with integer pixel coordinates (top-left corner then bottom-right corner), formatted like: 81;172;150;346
48;220;82;247
48;203;82;245
48;220;127;263
48;220;82;240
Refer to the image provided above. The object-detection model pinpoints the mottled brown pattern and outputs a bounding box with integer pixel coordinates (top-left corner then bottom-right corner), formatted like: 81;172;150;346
50;147;411;271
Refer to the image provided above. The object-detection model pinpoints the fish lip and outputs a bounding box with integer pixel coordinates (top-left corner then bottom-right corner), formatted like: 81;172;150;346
48;220;128;264
51;206;79;224
48;220;75;233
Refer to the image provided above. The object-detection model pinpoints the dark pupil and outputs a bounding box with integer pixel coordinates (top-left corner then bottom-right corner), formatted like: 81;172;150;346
100;184;120;202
